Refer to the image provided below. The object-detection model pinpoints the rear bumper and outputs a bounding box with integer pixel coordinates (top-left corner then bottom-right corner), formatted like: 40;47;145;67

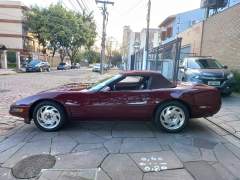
191;89;222;118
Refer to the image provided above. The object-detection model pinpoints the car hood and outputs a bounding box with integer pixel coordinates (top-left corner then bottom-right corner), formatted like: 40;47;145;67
38;83;93;93
188;68;231;78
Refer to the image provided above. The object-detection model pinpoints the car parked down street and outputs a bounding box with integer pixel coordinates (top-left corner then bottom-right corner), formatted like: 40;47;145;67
57;62;71;70
26;60;51;72
179;57;235;96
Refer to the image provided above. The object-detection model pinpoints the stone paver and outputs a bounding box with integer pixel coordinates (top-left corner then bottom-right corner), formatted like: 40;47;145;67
207;95;240;138
129;151;183;172
214;143;240;177
184;161;224;180
120;138;162;153
112;122;154;138
0;167;16;180
143;169;194;180
101;154;143;180
54;148;108;169
170;142;202;162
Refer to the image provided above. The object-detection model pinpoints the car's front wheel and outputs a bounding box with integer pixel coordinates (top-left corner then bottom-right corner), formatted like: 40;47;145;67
33;101;66;132
154;101;189;133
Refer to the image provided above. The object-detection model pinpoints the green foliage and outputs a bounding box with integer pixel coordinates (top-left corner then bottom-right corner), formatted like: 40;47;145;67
72;50;100;64
26;4;97;63
84;50;100;64
233;71;240;93
7;51;16;63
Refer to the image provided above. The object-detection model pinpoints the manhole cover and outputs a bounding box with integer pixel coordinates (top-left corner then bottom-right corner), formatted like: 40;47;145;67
12;154;56;179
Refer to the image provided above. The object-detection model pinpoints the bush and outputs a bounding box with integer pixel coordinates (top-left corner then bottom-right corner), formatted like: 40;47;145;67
233;71;240;93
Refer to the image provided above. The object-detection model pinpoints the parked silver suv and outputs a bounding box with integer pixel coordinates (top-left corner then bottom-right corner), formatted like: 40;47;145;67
179;57;235;96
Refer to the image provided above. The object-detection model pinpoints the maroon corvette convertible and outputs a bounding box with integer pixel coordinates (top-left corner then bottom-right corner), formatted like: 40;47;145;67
10;71;221;133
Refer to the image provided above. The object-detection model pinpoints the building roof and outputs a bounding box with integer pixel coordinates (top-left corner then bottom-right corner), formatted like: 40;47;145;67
159;15;176;28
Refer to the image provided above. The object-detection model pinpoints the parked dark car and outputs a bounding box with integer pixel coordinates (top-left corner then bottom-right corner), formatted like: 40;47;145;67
57;62;71;70
26;60;50;72
179;57;235;96
10;71;221;133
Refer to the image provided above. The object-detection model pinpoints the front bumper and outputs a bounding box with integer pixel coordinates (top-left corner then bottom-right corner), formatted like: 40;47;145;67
192;78;235;93
26;67;40;72
9;104;31;124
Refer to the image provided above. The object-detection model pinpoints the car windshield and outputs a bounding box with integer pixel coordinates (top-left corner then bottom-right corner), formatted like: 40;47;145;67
188;59;223;69
59;63;66;65
88;74;122;92
28;60;41;66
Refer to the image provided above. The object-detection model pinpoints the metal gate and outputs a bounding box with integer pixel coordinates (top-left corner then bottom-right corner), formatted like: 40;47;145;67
134;38;182;82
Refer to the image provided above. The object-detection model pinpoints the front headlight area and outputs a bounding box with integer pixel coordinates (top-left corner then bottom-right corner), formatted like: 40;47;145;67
190;74;202;83
10;104;25;113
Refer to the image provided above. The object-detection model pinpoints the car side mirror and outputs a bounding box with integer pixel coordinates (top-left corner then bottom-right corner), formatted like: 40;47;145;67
223;65;228;69
179;66;187;71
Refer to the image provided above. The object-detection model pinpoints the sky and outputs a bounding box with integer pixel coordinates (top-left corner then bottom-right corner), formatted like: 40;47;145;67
21;0;201;45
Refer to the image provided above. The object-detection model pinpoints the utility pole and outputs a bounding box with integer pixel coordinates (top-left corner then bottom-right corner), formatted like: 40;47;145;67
145;0;151;70
96;0;114;74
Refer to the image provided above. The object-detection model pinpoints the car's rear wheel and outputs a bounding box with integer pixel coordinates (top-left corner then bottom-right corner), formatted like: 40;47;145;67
154;101;189;133
33;101;66;132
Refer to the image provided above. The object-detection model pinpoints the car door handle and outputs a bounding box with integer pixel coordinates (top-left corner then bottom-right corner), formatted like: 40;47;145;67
128;101;147;105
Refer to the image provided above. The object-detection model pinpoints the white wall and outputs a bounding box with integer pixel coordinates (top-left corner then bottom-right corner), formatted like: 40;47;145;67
0;37;23;49
0;22;23;34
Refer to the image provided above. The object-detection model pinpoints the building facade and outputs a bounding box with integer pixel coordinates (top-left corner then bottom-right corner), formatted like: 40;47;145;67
0;0;29;69
178;2;240;70
121;26;160;70
159;8;205;44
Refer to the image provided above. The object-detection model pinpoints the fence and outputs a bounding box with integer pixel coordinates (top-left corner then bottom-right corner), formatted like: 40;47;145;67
133;38;182;82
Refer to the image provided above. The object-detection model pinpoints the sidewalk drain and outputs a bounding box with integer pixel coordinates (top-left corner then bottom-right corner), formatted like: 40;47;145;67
11;154;56;179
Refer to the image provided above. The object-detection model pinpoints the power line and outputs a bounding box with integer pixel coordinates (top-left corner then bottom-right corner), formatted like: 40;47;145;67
80;0;91;12
118;0;145;16
68;0;78;11
75;0;85;11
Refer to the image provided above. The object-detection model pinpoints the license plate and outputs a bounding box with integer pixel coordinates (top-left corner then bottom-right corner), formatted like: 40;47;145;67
208;81;220;86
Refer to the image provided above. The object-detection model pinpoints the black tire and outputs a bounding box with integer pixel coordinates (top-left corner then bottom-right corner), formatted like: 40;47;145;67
33;101;66;132
154;101;189;133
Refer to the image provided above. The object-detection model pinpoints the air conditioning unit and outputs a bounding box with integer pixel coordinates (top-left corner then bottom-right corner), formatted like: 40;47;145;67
201;0;228;9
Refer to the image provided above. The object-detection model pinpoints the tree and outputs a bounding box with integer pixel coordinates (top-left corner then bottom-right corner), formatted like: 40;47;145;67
26;4;97;64
25;6;49;54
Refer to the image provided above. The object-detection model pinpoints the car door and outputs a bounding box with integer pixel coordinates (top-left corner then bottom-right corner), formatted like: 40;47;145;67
107;90;152;120
65;91;111;119
105;75;153;120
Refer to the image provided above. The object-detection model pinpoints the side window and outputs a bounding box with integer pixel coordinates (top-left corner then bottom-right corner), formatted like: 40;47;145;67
119;76;143;83
115;76;149;91
187;59;199;69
